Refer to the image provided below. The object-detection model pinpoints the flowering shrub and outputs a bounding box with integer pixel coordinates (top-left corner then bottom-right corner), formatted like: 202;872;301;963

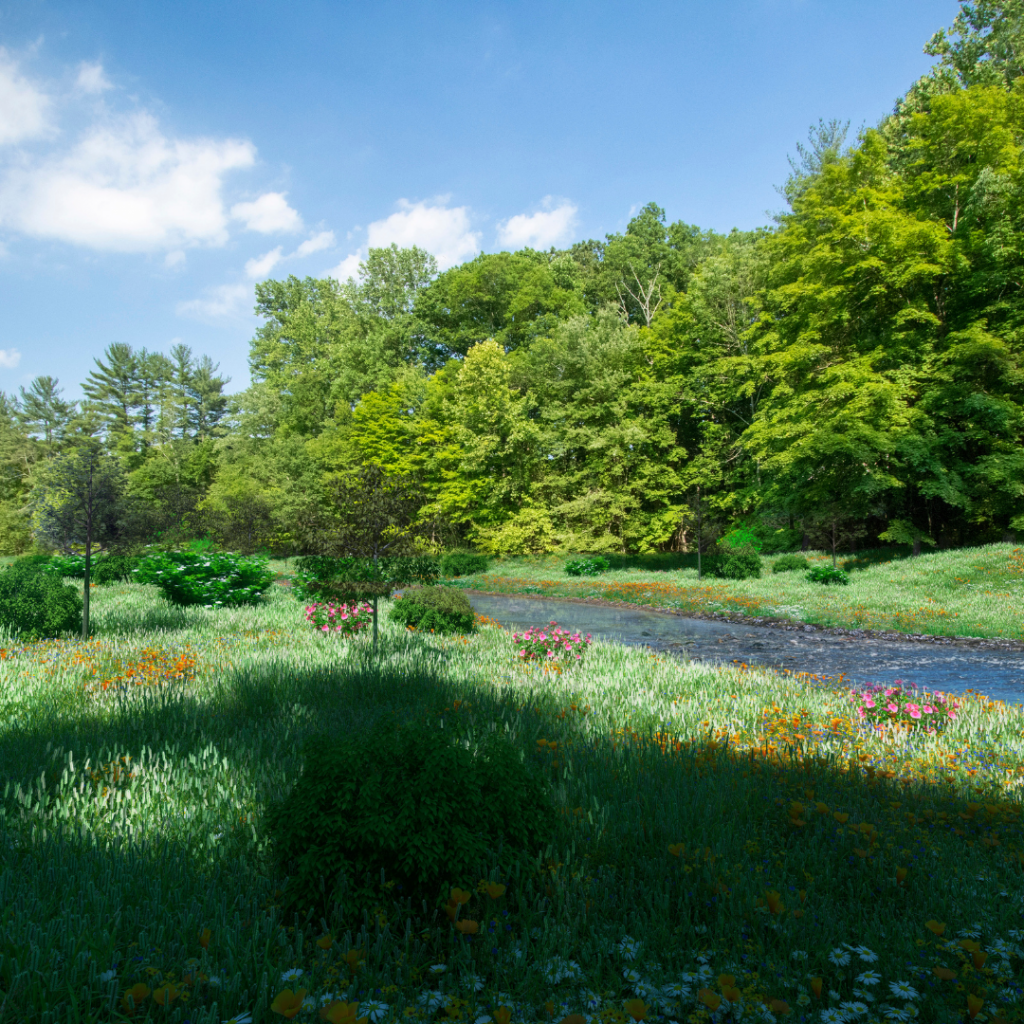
851;680;960;736
305;601;374;637
807;564;851;585
43;554;88;579
133;552;274;608
513;620;592;664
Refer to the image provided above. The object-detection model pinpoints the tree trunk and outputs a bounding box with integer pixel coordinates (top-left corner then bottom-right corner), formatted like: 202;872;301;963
82;531;92;641
831;522;838;568
913;536;921;557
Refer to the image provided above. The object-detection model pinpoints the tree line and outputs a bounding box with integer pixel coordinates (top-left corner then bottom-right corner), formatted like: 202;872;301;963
5;2;1024;558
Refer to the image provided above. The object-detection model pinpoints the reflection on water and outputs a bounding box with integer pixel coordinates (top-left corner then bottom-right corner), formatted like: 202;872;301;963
466;592;1024;706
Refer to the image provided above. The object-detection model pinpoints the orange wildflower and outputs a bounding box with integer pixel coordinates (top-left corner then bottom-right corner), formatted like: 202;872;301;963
320;1000;369;1024
925;920;946;936
698;989;721;1011
455;919;479;934
933;967;957;981
152;984;179;1006
623;998;648;1021
486;883;507;899
493;1007;513;1024
198;927;211;949
317;933;334;950
271;988;307;1019
967;993;984;1019
450;887;472;904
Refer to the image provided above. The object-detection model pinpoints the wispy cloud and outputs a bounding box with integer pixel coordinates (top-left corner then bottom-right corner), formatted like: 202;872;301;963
177;283;250;321
75;61;112;95
0;50;51;146
0;348;21;369
367;198;479;269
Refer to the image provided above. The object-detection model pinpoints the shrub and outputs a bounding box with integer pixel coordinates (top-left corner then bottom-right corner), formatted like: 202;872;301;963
806;564;851;586
11;554;52;572
850;682;959;737
772;553;810;574
265;718;557;915
292;556;439;603
134;552;274;607
92;555;140;586
513;620;592;665
713;545;762;580
564;556;610;577
389;586;475;633
721;527;762;552
439;550;490;577
0;564;82;640
44;554;87;579
305;601;374;637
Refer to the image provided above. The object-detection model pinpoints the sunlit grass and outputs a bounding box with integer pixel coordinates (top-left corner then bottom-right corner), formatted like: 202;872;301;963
469;544;1024;641
0;581;1021;1022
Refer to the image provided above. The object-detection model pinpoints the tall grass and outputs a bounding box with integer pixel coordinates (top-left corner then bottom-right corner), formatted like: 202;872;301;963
0;582;1021;1023
470;544;1024;641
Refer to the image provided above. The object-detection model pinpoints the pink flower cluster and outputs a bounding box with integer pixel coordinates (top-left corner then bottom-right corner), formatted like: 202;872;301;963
851;679;959;736
512;620;592;664
305;601;374;637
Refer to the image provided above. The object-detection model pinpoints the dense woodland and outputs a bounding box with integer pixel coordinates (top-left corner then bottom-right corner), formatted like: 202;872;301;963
5;3;1024;558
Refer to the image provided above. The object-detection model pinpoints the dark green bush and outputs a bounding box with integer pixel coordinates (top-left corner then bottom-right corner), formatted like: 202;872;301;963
11;554;52;572
713;545;762;580
389;586;476;633
439;550;490;577
0;565;82;640
266;718;557;915
772;553;810;574
806;564;851;586
92;555;140;586
564;555;611;577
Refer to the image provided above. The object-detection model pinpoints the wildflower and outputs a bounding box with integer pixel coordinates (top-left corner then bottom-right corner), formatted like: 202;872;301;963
769;999;791;1015
623;969;641;984
360;999;390;1022
321;1001;369;1024
271;989;307;1019
810;978;823;1000
828;948;851;966
791;950;808;961
318;934;334;950
121;982;151;1013
100;969;117;983
853;946;878;963
856;971;880;986
925;921;946;937
280;968;304;983
455;919;479;935
224;1015;253;1024
932;967;956;980
888;982;919;1000
493;1008;513;1024
697;989;721;1011
451;887;472;904
486;883;507;899
839;1002;868;1017
619;935;641;960
623;999;648;1021
199;927;212;949
818;1011;845;1023
153;984;180;1005
967;994;984;1019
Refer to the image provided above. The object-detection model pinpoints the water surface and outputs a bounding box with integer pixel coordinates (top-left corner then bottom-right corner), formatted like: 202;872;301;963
466;592;1024;706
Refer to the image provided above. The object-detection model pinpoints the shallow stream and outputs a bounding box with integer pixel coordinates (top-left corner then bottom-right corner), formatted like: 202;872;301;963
464;592;1024;706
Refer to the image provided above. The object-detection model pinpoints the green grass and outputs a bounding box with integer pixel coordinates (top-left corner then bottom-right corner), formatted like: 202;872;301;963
0;579;1022;1023
462;544;1024;641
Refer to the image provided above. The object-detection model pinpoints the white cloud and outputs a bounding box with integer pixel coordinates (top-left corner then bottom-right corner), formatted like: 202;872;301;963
0;111;255;251
326;251;363;283
367;198;479;269
230;191;302;234
0;51;51;146
245;246;284;279
497;197;578;250
75;62;112;95
0;348;21;369
295;229;335;257
164;249;186;268
177;283;250;320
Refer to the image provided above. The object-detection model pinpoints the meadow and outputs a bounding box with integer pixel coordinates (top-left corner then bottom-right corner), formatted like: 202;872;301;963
464;545;1024;641
0;577;1022;1023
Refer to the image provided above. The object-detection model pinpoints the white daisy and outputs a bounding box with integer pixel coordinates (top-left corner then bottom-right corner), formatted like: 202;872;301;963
280;968;304;983
581;990;601;1011
889;981;920;1000
429;965;447;975
360;999;390;1022
828;948;851;967
223;1016;253;1024
856;971;881;986
663;983;690;998
817;1011;846;1023
475;1016;493;1024
791;950;809;960
623;969;641;984
320;994;339;1007
854;946;879;963
619;936;641;960
840;1001;869;1017
99;969;117;983
418;992;445;1012
302;996;316;1012
882;1009;910;1023
796;993;811;1007
852;988;875;1002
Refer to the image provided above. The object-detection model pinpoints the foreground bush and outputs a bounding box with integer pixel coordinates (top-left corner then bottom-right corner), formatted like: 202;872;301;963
772;553;810;573
43;553;87;579
513;620;592;665
266;718;556;914
134;551;274;607
292;555;439;602
564;555;610;577
389;585;476;633
440;550;490;577
0;564;82;639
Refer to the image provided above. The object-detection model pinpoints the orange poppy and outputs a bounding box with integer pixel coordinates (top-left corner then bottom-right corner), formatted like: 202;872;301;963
317;933;334;950
810;978;823;999
698;989;721;1011
623;998;648;1021
493;1007;513;1024
770;998;791;1015
450;887;472;905
198;927;212;949
320;1000;369;1024
486;883;507;899
967;993;984;1019
933;967;957;981
455;919;479;934
152;984;179;1006
120;983;151;1015
271;988;307;1019
925;920;946;936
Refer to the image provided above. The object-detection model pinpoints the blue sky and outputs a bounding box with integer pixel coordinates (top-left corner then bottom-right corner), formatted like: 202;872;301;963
0;0;954;398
